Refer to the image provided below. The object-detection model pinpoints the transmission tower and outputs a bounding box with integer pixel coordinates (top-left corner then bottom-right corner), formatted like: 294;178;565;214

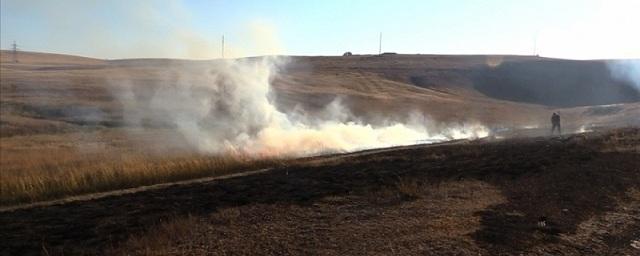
221;35;225;59
11;41;19;63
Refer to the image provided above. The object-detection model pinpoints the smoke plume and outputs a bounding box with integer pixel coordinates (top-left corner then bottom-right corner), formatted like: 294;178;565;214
608;59;640;91
115;57;488;157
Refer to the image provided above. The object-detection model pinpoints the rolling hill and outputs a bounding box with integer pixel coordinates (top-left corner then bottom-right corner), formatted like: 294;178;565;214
1;50;639;255
2;51;639;139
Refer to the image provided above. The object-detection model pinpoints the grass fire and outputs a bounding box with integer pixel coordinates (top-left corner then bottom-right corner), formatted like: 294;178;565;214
1;1;639;255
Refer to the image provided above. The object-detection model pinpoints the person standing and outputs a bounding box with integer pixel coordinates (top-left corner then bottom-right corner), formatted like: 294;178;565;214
551;112;561;135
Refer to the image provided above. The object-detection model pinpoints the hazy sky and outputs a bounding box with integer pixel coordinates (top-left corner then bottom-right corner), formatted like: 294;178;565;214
1;0;639;59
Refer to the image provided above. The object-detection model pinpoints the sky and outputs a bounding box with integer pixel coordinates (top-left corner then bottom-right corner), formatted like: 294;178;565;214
1;0;639;60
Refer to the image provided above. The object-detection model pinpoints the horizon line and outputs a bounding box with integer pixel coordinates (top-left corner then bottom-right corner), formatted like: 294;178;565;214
2;49;640;62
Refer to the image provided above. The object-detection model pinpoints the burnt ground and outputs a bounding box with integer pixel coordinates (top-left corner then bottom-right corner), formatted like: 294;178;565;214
1;128;640;255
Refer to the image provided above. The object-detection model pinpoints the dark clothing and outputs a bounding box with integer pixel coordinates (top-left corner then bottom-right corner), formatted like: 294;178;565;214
551;113;561;135
551;123;561;134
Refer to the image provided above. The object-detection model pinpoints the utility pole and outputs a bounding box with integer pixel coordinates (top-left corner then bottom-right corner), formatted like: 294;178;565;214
11;41;19;63
378;32;382;55
533;32;538;57
221;35;225;59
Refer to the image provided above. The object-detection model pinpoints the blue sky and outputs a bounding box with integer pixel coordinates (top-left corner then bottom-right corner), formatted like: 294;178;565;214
1;0;639;59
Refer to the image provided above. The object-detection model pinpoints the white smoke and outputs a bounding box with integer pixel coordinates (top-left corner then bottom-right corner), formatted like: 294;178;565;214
608;59;640;91
115;57;488;157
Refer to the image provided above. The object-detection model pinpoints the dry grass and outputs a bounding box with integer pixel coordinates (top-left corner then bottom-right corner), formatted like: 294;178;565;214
599;128;640;153
105;215;204;256
0;148;284;206
0;128;288;206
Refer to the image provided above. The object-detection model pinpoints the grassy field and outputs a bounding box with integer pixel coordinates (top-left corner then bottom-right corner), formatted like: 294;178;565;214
0;129;287;206
2;128;638;255
1;151;283;206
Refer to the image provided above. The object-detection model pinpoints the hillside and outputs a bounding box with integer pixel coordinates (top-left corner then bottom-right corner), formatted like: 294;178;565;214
0;50;106;65
2;51;639;139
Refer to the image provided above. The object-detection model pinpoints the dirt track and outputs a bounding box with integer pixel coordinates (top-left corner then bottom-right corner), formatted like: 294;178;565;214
1;128;639;255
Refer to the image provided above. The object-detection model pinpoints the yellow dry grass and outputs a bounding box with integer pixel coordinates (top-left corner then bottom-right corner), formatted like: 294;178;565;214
0;144;283;206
